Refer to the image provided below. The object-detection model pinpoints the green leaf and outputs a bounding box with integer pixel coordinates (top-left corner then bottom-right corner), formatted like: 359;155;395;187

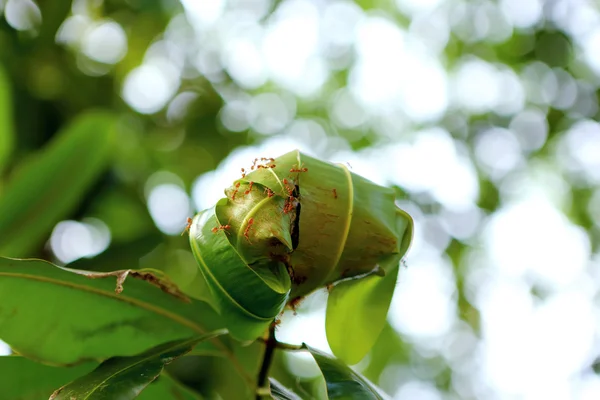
50;333;223;400
0;356;203;400
0;356;96;400
0;257;233;366
325;258;400;365
269;378;302;400
189;206;290;341
326;208;413;365
305;345;389;400
137;373;203;400
0;111;116;257
0;63;14;172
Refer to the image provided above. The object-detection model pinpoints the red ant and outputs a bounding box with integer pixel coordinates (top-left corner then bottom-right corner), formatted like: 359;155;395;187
211;224;231;234
332;188;337;199
265;187;274;197
181;217;193;236
283;198;295;214
241;168;246;178
290;167;308;173
244;218;254;243
288;296;304;315
244;181;254;195
231;182;241;200
251;156;276;170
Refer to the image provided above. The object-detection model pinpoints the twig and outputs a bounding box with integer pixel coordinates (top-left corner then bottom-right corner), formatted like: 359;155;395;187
257;336;304;351
255;323;278;399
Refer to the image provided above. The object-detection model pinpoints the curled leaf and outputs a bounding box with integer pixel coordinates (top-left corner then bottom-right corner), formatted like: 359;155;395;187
189;150;413;344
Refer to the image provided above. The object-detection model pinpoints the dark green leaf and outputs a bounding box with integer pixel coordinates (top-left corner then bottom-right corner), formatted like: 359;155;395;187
50;333;223;400
0;111;116;257
138;373;203;400
269;378;303;400
0;356;203;400
305;345;388;400
0;258;243;377
189;206;289;341
0;64;14;172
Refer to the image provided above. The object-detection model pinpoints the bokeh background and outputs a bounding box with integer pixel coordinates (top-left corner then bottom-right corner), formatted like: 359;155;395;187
1;0;600;398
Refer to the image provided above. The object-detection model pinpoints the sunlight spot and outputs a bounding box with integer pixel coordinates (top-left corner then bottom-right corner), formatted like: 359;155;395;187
122;63;180;114
4;0;41;32
0;340;9;356
50;219;111;264
81;20;127;64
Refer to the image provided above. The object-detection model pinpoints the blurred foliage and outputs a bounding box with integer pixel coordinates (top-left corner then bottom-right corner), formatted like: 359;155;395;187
1;0;600;398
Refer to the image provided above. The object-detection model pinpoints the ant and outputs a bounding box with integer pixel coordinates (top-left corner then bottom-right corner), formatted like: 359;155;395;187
289;167;308;173
332;188;337;199
231;182;241;200
241;168;246;178
288;296;304;315
265;187;274;197
211;224;231;234
181;217;193;236
244;218;254;243
244;181;254;195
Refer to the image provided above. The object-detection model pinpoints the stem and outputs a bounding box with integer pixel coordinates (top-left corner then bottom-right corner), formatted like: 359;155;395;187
255;323;277;399
258;337;304;351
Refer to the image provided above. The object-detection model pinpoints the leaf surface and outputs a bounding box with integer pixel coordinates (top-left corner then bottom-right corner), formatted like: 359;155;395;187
305;345;389;400
325;257;400;365
269;378;302;400
189;207;290;341
50;333;222;400
326;208;413;364
0;356;203;400
0;356;96;400
0;64;14;172
0;258;230;366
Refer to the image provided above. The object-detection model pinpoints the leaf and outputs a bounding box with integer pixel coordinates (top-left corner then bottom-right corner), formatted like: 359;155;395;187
0;257;233;367
304;345;389;400
0;356;203;400
137;373;203;400
325;258;400;366
0;63;15;172
50;333;223;400
189;206;290;341
269;378;302;400
325;208;413;364
188;150;414;342
0;356;96;400
0;111;116;257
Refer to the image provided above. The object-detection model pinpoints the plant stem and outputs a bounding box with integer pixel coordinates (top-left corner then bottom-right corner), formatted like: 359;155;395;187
258;336;304;351
255;323;277;399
